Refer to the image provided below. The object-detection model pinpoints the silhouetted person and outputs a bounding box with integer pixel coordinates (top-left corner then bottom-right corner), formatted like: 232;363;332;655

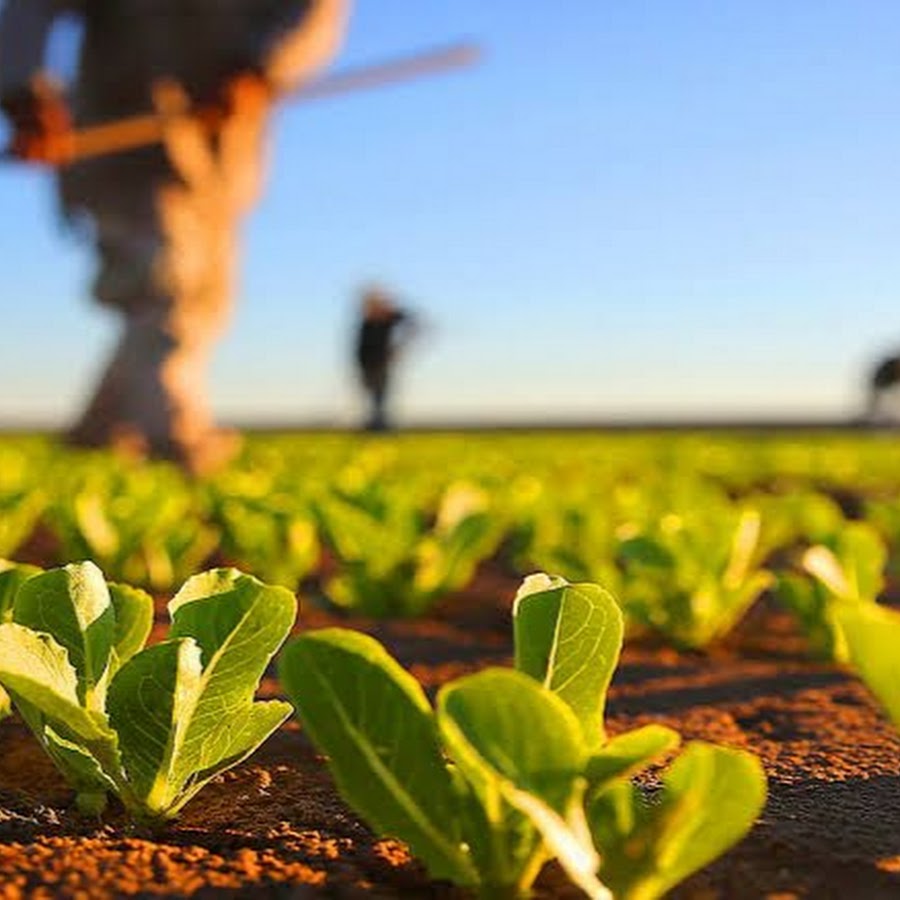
355;286;417;431
0;0;350;472
865;354;900;423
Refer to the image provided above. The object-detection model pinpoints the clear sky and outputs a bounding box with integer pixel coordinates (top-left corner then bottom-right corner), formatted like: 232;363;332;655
1;0;899;426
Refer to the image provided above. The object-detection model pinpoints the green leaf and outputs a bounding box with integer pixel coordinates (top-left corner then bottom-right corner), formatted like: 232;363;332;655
802;522;886;602
437;668;588;891
107;639;200;814
0;489;45;559
833;601;900;728
185;699;292;788
514;576;623;749
15;699;115;807
108;570;296;820
280;629;476;885
413;512;494;599
838;523;887;600
618;537;674;569
590;742;766;900
439;669;587;808
585;725;681;799
0;564;121;800
503;782;611;900
13;562;115;709
785;523;888;662
108;583;153;667
0;623;110;742
412;482;499;601
167;569;296;779
775;571;841;660
110;639;290;820
0;563;35;722
0;561;41;623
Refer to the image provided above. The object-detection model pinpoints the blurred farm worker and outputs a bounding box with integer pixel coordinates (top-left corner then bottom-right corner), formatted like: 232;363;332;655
355;285;418;431
0;0;350;471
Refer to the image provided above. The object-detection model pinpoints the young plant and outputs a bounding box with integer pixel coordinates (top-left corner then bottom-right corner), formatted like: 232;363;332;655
862;497;900;580
775;521;886;661
314;481;502;617
281;574;766;899
753;490;845;559
49;466;218;590
211;489;320;590
617;507;773;649
0;562;295;823
832;600;900;730
0;487;46;560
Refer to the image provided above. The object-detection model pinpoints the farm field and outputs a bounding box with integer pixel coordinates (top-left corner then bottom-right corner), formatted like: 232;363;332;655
1;430;900;899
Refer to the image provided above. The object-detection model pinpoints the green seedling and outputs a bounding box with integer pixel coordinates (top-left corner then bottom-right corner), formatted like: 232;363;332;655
0;562;295;823
862;497;900;580
832;601;900;730
49;466;218;591
753;490;845;558
776;521;886;661
0;488;45;560
618;507;773;649
315;481;501;617
281;574;766;899
211;489;320;590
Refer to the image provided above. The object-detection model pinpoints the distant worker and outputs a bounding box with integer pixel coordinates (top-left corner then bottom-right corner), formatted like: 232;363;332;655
0;0;350;471
355;285;418;431
865;353;900;423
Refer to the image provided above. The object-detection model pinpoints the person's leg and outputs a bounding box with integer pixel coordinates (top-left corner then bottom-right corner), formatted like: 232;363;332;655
67;94;273;470
362;364;390;431
69;184;238;472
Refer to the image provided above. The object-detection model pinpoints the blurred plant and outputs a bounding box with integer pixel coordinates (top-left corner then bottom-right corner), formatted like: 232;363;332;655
210;488;319;589
49;465;217;590
752;490;846;559
314;480;502;616
833;600;900;730
617;506;772;649
775;521;886;661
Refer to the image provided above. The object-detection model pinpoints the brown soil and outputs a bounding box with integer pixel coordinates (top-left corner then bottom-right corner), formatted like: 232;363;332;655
2;564;900;899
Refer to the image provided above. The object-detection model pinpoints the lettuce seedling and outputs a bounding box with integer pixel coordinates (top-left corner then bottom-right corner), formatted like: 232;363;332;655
211;489;320;590
776;521;886;661
753;490;845;559
0;488;45;560
314;481;502;617
0;562;295;822
618;507;773;649
281;575;765;899
49;466;217;590
832;600;900;730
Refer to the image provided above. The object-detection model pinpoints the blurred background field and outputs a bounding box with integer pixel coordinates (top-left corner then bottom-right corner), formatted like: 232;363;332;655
3;429;900;638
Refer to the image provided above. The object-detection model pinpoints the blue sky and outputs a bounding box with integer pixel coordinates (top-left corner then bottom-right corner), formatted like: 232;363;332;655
1;0;899;426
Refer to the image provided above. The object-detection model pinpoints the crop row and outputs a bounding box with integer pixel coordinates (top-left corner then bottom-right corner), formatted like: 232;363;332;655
2;432;900;896
2;559;898;897
0;561;768;899
3;434;900;647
